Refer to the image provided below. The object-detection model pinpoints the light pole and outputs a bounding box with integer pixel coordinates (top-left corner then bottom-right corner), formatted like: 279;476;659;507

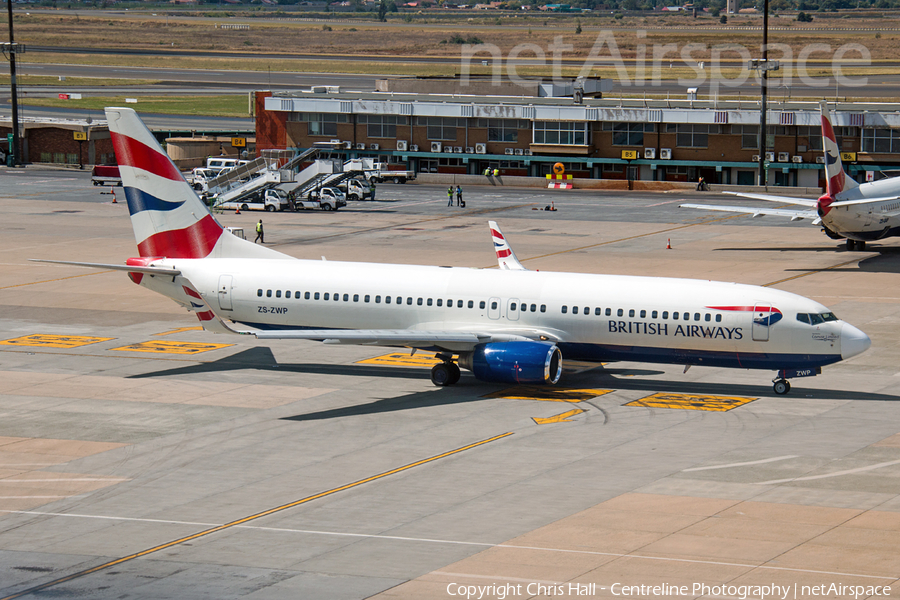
3;0;23;167
750;0;779;188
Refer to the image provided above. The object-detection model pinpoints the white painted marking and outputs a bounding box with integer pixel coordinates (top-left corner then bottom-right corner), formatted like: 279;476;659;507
1;510;894;581
0;496;69;499
683;455;798;472
0;478;129;483
756;458;900;485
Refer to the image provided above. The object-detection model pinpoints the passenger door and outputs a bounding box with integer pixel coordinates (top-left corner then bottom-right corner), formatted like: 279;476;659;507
218;275;234;311
752;303;770;342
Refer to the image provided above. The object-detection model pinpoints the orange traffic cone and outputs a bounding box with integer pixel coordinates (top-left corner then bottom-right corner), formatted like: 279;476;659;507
235;206;241;214
666;238;672;249
111;189;117;204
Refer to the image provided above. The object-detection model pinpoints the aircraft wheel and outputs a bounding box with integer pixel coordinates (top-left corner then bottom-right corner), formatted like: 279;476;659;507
431;363;453;387
773;379;791;395
846;239;856;251
859;240;866;251
448;363;461;385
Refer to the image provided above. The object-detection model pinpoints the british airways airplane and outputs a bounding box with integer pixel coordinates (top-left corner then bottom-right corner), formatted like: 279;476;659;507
36;108;871;395
682;102;900;251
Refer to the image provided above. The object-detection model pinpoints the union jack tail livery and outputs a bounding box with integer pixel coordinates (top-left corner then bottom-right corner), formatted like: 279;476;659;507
106;107;281;260
489;220;526;270
820;101;859;200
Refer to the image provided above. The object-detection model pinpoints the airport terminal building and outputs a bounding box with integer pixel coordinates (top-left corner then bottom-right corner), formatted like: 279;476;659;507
255;84;900;188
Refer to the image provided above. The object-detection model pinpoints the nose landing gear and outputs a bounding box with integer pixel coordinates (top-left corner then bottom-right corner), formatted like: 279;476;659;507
773;378;791;395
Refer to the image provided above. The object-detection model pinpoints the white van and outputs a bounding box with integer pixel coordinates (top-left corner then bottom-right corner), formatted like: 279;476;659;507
206;157;248;174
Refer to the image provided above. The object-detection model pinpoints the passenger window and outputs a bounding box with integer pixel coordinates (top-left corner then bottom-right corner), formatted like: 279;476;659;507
375;295;381;303
617;309;624;317
457;300;463;308
796;313;810;324
314;292;320;300
562;306;568;314
572;306;578;315
629;309;635;318
276;290;282;298
540;304;546;313
704;313;710;321
396;296;402;304
266;290;272;298
437;299;443;307
343;294;350;302
407;297;413;305
417;298;423;306
324;293;330;300
605;308;611;316
715;314;721;322
683;312;689;320
583;306;589;315
673;312;679;320
481;301;486;309
363;295;369;303
468;300;474;308
386;296;391;304
651;310;658;319
662;311;668;319
491;301;498;310
640;310;646;318
257;289;263;297
448;299;453;307
694;313;700;321
353;294;359;302
286;291;291;299
296;291;301;299
305;292;311;299
427;298;433;306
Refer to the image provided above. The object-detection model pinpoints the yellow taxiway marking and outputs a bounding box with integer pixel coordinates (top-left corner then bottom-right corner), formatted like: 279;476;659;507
626;392;756;412
110;340;234;354
357;352;456;368
533;408;586;425
484;386;613;403
0;334;115;349
153;326;204;337
0;432;513;600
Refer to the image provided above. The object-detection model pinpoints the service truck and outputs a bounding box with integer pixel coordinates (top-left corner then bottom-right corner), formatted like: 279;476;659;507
302;187;346;210
215;188;291;212
338;178;373;201
365;164;416;184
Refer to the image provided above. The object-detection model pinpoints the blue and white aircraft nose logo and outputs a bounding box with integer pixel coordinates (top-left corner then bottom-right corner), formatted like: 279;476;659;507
754;312;783;327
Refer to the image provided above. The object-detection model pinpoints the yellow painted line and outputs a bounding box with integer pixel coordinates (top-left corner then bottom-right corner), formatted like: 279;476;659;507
153;326;204;337
356;352;457;368
0;334;115;349
533;408;586;425
0;270;115;290
0;432;513;600
110;340;234;354
484;386;613;403
626;392;756;412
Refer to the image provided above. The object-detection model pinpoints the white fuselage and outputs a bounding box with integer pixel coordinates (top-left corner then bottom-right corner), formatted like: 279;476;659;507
139;257;859;371
825;176;900;241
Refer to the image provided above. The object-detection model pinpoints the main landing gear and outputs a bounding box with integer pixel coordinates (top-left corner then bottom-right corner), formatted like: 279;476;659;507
431;353;461;386
846;239;866;251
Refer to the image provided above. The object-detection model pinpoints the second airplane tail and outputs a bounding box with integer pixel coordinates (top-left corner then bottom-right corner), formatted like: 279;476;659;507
820;101;859;200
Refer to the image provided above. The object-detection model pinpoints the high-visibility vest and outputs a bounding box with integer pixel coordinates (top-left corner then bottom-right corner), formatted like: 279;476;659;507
256;222;262;233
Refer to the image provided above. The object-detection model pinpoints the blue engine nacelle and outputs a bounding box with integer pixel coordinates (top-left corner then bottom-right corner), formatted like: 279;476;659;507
458;341;562;385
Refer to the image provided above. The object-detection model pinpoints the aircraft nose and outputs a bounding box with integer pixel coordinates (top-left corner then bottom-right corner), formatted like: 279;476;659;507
841;323;871;360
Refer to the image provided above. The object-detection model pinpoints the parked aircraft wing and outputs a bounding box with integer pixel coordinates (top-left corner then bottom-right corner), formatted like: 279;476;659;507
680;203;820;222
829;196;900;208
724;191;819;207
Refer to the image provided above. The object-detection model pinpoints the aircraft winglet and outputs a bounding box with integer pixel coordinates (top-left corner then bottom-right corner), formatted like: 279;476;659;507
488;221;526;270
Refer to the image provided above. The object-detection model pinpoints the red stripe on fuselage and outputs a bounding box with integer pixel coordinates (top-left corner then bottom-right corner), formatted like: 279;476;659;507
111;132;184;182
706;305;782;314
137;214;222;258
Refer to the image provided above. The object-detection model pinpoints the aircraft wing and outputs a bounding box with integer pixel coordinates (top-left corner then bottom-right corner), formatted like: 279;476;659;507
830;196;900;208
680;203;820;222
724;191;819;207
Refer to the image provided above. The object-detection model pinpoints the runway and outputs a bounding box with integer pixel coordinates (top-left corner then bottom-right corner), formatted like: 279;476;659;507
0;170;899;599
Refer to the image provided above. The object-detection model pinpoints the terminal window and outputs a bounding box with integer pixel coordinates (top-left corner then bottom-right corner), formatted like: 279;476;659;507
359;114;408;139
606;122;654;146
533;121;588;146
862;128;900;153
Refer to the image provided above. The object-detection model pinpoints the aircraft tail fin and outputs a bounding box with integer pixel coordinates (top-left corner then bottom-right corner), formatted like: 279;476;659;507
105;107;287;261
489;221;527;270
820;101;859;199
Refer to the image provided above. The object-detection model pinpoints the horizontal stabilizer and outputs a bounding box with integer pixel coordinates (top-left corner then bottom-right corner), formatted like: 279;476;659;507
30;259;181;276
680;204;818;221
829;196;900;208
724;191;818;207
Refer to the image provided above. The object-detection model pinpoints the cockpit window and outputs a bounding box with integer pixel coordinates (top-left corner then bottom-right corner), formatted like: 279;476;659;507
797;312;839;325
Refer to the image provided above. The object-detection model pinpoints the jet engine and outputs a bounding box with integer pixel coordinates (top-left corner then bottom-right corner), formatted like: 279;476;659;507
458;341;562;385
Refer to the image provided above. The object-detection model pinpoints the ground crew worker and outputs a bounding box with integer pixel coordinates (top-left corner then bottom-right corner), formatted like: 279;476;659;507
447;187;454;207
369;181;376;201
456;185;463;206
484;168;491;177
493;168;500;177
255;219;264;244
